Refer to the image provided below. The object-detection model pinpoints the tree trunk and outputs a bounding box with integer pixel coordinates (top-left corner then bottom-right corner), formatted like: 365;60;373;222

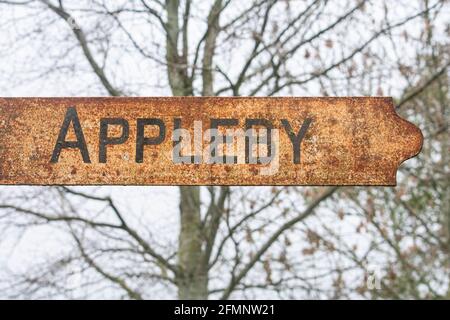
165;0;225;299
165;0;208;299
177;186;208;299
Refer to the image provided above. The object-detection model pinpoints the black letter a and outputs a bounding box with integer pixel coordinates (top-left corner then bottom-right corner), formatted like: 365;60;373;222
50;107;91;163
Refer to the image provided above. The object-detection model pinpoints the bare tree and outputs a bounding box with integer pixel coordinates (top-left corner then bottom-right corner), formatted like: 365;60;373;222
0;0;448;299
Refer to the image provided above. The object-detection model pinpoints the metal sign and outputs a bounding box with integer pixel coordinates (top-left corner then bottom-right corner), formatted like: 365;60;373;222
0;97;422;185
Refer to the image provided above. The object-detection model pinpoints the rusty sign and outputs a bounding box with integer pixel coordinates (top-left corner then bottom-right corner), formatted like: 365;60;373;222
0;97;422;186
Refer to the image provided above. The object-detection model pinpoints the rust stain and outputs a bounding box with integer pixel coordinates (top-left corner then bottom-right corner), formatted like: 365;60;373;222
0;97;423;186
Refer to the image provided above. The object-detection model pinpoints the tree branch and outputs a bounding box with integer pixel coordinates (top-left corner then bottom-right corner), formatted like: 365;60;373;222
220;187;338;299
40;0;122;96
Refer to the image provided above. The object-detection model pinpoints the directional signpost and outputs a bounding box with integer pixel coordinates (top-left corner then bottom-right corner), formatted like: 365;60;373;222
0;97;422;185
